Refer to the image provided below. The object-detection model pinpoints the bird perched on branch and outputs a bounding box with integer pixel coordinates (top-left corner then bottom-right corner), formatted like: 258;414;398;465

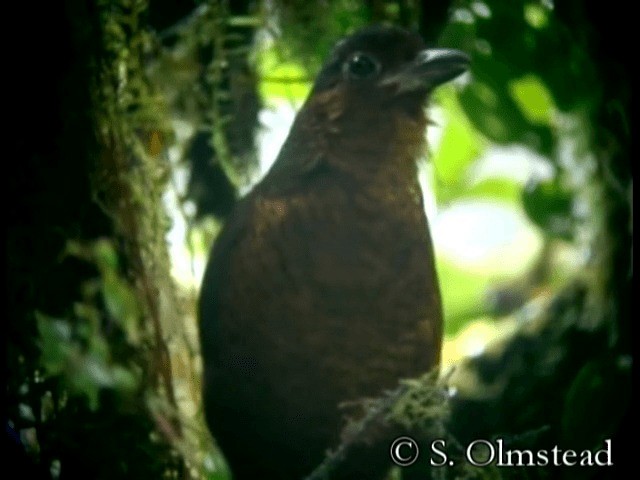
199;25;469;479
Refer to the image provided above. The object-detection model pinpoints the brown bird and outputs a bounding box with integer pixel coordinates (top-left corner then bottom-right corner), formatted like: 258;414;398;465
199;25;469;479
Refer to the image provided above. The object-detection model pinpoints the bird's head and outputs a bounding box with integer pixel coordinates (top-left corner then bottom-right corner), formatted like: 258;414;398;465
278;26;469;172
271;25;470;181
308;25;469;126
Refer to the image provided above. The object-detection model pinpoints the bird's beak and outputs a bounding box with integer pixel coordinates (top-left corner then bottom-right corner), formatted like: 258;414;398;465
380;48;470;93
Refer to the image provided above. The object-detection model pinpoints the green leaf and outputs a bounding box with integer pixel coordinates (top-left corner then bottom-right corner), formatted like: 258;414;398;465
461;178;521;203
432;88;487;188
460;79;515;144
521;178;573;239
561;357;631;451
101;276;140;344
227;15;262;28
509;75;555;125
81;354;117;388
36;312;75;375
111;365;138;392
456;55;555;155
524;3;549;30
92;238;119;273
436;255;492;334
257;47;312;101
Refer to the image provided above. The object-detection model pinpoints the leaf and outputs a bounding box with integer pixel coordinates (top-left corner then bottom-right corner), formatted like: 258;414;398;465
456;55;555;155
509;74;556;125
92;238;119;273
111;365;138;392
524;3;550;29
459;68;526;145
257;47;312;102
101;275;140;344
432;88;487;189
561;357;631;451
436;255;492;335
461;178;521;203
521;178;573;239
36;312;75;375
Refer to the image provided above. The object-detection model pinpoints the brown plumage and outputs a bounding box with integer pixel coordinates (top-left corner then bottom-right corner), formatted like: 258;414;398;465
199;25;469;479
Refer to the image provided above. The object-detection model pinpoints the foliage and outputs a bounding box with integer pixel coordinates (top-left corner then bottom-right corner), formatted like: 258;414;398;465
36;240;140;411
8;0;630;479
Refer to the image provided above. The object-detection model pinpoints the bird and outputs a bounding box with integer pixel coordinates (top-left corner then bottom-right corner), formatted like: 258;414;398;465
199;25;469;480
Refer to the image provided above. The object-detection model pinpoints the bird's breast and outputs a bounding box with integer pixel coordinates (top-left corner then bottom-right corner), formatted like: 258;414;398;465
222;175;441;383
205;171;443;473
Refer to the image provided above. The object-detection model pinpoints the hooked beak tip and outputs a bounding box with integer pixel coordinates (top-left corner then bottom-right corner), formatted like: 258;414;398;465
380;48;470;93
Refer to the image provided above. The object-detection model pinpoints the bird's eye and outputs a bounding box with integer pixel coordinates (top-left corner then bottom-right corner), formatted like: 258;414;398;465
345;53;380;79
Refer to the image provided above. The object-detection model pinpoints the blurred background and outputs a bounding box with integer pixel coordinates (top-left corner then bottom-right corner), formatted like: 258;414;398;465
8;0;631;479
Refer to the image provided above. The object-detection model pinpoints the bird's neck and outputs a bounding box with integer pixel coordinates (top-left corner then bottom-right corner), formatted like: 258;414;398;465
281;97;429;189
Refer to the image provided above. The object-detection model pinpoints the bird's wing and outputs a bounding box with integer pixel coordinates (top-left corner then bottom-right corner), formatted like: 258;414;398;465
259;107;333;195
199;128;329;361
261;150;328;195
198;195;254;363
